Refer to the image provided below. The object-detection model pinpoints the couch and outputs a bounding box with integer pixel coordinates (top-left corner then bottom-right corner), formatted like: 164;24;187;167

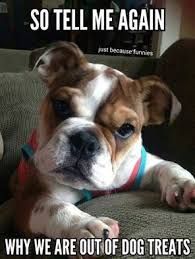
0;39;195;258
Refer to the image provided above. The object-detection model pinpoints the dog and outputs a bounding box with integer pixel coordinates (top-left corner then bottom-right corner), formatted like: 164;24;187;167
12;42;195;255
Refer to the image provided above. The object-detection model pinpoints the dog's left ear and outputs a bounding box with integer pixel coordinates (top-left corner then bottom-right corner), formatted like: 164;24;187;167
34;41;87;87
137;76;181;126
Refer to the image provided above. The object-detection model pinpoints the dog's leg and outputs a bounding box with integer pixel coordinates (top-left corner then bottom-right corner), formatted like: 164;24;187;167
29;197;119;240
14;176;119;255
17;196;118;257
141;153;195;210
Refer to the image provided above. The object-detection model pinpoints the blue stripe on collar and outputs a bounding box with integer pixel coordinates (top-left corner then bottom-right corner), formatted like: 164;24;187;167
131;146;147;190
76;189;93;205
21;143;34;160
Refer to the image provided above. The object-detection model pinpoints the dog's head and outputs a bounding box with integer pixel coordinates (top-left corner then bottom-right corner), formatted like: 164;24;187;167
33;42;181;190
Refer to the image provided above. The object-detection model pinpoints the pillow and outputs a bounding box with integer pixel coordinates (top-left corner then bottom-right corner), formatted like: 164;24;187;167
0;71;46;203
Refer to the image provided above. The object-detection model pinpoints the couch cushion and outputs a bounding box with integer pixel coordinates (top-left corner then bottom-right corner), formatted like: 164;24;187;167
0;72;46;203
80;192;195;258
0;49;30;73
0;193;195;258
86;55;157;78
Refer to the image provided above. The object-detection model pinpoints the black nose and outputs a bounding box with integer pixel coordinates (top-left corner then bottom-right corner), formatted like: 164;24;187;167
70;131;100;159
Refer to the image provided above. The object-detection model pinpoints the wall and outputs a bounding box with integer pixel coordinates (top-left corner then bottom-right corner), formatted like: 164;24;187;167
158;0;182;56
156;0;195;56
180;1;195;39
42;0;64;9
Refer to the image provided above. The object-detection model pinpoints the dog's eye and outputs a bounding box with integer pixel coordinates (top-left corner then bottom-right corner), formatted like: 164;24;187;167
116;123;135;139
52;99;72;120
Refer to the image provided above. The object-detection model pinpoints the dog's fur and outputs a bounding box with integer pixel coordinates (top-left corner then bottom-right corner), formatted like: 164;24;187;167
12;42;195;253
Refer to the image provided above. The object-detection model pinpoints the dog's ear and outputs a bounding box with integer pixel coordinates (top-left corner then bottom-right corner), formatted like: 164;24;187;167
29;47;45;70
137;76;181;125
34;41;87;87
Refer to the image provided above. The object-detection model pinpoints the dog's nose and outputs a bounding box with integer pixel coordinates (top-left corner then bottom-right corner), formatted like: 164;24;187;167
70;131;100;159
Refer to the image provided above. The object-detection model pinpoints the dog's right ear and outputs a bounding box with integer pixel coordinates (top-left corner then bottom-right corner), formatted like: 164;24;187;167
34;41;87;87
137;76;181;125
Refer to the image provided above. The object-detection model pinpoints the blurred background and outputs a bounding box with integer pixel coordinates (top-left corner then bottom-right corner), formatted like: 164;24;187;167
0;0;195;57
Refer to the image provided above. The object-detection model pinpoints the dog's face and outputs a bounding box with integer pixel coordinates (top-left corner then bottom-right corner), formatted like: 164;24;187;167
33;42;181;190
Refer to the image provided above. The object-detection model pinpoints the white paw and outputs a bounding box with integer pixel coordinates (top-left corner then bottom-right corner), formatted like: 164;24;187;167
162;179;195;210
68;217;119;258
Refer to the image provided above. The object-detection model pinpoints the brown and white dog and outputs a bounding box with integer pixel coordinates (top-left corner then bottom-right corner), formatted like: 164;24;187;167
13;42;195;252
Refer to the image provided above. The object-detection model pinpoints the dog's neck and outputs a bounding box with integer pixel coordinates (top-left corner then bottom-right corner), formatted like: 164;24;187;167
110;137;143;189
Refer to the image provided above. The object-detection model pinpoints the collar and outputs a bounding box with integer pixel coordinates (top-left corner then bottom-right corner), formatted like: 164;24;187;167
17;130;38;186
18;130;147;203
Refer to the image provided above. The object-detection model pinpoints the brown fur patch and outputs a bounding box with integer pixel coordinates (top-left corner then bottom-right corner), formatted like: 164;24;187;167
136;76;179;125
38;41;92;89
95;78;143;163
38;67;99;147
14;163;50;236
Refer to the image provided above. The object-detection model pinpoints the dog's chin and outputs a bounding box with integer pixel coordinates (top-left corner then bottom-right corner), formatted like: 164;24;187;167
49;167;114;191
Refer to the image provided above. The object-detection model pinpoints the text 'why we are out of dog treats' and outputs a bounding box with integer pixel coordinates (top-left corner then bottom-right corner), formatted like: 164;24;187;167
4;238;191;257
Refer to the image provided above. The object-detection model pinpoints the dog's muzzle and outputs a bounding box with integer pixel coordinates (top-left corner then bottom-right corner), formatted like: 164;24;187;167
69;130;101;159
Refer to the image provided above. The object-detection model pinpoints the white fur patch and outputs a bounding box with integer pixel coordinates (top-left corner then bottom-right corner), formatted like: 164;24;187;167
29;197;92;238
34;117;116;190
78;72;117;119
110;136;142;189
141;153;195;192
88;63;108;72
88;63;123;76
88;145;114;189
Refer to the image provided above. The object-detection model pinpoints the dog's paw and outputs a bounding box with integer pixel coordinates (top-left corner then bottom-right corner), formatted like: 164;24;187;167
162;179;195;210
70;216;119;239
68;217;119;258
